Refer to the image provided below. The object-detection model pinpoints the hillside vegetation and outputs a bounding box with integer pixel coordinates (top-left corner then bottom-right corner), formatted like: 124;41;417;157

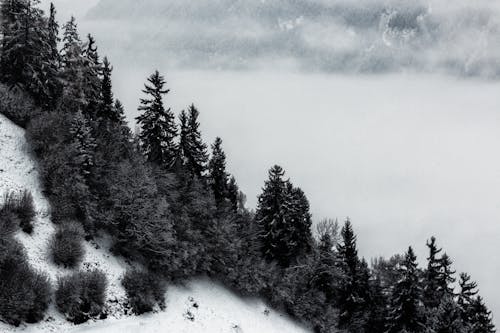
0;1;496;333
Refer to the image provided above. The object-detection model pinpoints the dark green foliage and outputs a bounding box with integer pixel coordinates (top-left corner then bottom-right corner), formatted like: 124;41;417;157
50;221;85;268
122;269;166;314
0;238;52;326
55;270;108;324
136;70;177;168
1;190;36;234
178;105;208;177
255;165;313;267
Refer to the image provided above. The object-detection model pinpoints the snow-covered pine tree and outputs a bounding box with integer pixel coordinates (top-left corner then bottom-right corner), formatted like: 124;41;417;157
336;219;370;330
60;16;87;112
386;246;425;333
97;57;118;121
82;34;102;118
255;165;312;267
282;182;313;258
0;0;58;107
208;137;229;206
178;104;208;177
70;110;97;179
44;2;62;108
136;70;177;168
255;165;287;264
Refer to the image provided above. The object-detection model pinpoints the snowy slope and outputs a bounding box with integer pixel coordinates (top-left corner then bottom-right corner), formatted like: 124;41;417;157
0;113;309;333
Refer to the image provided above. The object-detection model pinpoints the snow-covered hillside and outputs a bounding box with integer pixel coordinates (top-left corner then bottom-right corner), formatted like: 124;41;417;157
0;113;309;333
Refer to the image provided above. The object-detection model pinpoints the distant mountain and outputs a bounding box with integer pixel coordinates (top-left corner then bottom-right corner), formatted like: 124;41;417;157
86;0;500;77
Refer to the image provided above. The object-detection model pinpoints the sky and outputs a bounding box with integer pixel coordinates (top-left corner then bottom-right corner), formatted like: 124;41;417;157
39;0;500;326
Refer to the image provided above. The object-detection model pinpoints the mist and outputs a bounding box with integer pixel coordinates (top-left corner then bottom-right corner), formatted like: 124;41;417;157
38;0;500;326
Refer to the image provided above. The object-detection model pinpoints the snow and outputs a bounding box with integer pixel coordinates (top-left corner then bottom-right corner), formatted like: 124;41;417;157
0;113;309;333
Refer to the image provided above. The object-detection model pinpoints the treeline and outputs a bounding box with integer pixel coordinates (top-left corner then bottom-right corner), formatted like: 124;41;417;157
0;1;496;332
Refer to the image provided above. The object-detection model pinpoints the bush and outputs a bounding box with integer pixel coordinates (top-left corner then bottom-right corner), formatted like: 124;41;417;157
1;190;36;234
122;269;166;315
50;221;85;268
0;84;38;128
55;270;108;324
0;239;52;326
0;210;20;237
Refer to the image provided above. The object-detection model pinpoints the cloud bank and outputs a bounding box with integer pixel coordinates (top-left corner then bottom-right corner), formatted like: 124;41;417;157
85;0;500;78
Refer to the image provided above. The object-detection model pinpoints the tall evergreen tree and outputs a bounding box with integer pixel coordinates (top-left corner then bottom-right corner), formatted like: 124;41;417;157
0;0;59;107
177;104;208;177
97;57;118;121
226;176;240;212
423;236;443;308
70;110;97;179
60;16;87;112
255;165;312;267
336;219;369;330
386;247;425;333
82;33;102;117
208;137;229;206
136;70;177;168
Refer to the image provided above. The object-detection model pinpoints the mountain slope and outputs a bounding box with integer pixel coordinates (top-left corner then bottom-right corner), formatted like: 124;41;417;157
0;113;309;333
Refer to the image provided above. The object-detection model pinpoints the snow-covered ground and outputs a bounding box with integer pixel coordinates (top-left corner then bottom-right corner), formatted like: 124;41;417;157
0;113;309;332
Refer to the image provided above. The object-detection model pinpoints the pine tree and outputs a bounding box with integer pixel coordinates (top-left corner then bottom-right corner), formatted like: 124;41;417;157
97;57;117;121
255;165;312;267
336;219;369;330
44;2;62;107
70;110;97;179
386;247;425;333
60;16;87;112
0;0;58;107
208;137;229;206
458;273;479;325
423;236;443;308
226;176;240;212
136;70;177;168
177;104;208;177
82;33;102;117
468;297;495;333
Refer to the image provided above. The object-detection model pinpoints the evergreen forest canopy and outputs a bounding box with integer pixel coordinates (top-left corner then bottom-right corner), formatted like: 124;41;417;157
0;1;496;332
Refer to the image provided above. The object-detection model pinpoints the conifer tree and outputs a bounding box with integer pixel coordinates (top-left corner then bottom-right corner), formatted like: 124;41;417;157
178;104;208;177
82;34;102;117
386;246;425;333
458;273;479;325
226;176;240;212
136;70;177;168
336;219;369;330
423;236;443;308
0;0;58;107
97;57;117;121
70;110;97;179
60;16;87;112
208;137;229;206
44;2;62;107
255;165;312;267
468;297;495;333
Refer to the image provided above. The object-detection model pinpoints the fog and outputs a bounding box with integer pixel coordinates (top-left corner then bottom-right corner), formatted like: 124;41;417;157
39;0;500;325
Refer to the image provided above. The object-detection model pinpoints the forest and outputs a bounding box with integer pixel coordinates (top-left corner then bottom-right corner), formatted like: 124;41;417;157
0;1;496;332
